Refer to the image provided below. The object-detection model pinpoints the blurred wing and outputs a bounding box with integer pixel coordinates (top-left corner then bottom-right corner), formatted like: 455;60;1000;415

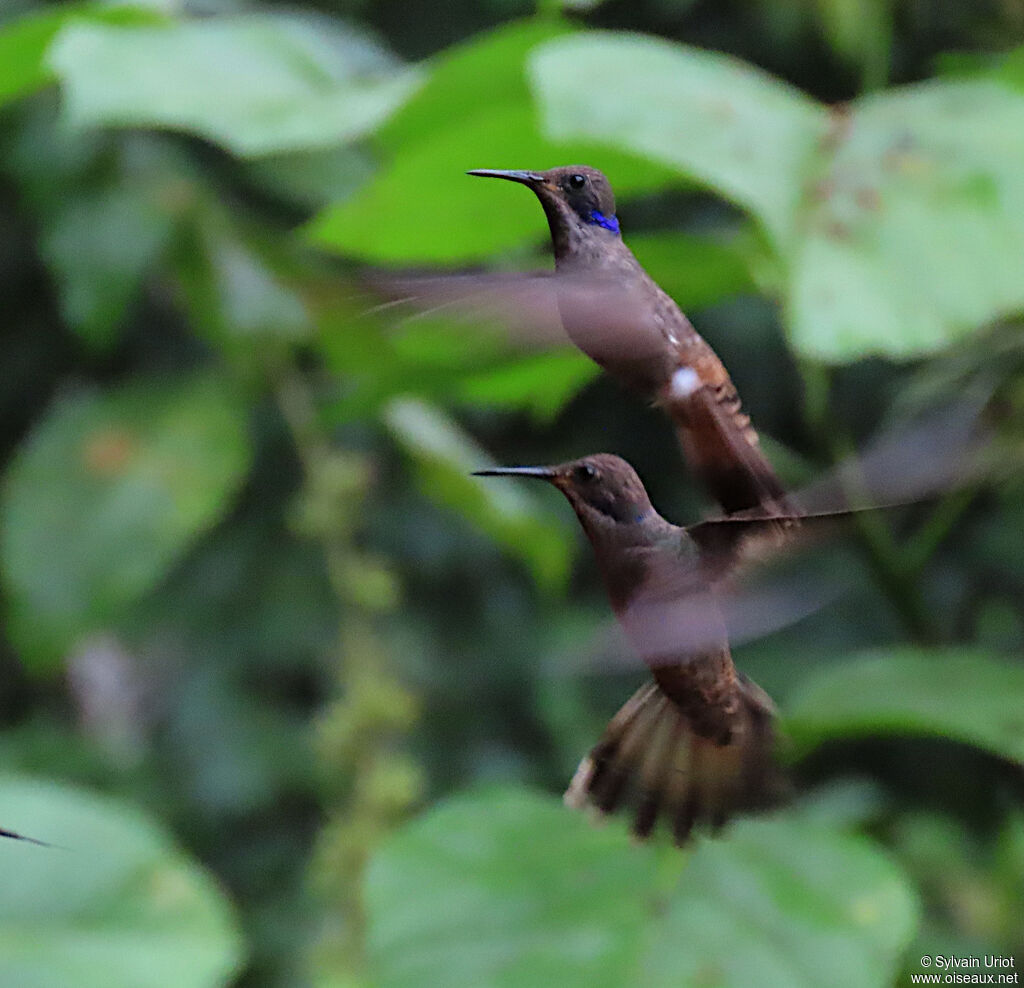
616;549;729;669
793;394;991;515
608;518;843;666
580;397;992;672
564;548;848;677
364;270;567;347
688;393;993;582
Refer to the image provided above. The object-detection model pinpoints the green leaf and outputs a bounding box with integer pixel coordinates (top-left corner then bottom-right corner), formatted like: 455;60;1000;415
789;80;1024;361
639;812;917;987
0;774;243;988
0;3;162;108
784;648;1024;763
367;787;663;988
530;32;827;249
0;374;252;672
308;18;573;261
382;398;573;592
367;786;918;988
48;15;420;156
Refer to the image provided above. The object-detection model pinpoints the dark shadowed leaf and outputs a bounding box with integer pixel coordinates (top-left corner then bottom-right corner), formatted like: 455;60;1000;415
175;210;311;351
784;648;1024;762
41;183;175;349
366;786;918;988
0;775;243;988
0;374;252;672
374;17;573;152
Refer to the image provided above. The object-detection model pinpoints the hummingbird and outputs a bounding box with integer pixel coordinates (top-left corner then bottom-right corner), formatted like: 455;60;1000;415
467;165;794;517
475;453;793;844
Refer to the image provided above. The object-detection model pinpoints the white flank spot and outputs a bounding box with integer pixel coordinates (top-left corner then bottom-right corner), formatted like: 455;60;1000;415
670;367;701;398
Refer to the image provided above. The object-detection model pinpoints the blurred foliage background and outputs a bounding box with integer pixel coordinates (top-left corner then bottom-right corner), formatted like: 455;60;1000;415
1;0;1024;985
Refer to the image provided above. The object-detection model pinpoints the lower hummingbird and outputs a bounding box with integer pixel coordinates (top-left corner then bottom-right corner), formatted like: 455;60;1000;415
476;454;792;844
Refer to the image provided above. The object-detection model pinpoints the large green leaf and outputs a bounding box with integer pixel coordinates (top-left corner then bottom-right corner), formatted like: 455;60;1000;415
0;2;161;108
0;775;243;988
0;374;252;672
308;18;572;261
789;80;1024;361
784;648;1024;763
383;398;573;592
48;15;419;156
531;33;1024;362
366;787;918;988
638;812;917;987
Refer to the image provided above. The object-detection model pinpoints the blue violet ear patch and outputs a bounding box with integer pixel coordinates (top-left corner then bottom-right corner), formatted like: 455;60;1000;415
589;210;620;233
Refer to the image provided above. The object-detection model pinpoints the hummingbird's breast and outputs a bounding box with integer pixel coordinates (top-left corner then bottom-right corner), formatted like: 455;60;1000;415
553;237;704;396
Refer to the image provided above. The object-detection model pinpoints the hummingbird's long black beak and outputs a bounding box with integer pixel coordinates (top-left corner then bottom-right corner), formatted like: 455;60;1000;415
467;169;545;186
472;465;556;480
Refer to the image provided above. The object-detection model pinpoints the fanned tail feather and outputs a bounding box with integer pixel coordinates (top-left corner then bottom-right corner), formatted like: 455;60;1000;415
564;676;784;845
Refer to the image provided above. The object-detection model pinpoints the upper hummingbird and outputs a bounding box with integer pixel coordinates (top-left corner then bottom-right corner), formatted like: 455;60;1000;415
476;453;789;844
466;165;794;517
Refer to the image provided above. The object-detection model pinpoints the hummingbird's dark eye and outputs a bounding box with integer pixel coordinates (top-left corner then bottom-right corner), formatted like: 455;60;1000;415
567;173;587;191
573;463;597;483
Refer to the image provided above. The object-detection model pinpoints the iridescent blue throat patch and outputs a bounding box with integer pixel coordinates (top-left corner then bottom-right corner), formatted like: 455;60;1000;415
589;210;620;234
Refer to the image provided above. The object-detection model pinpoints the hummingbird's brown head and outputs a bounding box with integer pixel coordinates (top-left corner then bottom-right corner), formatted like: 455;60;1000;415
474;453;653;530
467;166;620;256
